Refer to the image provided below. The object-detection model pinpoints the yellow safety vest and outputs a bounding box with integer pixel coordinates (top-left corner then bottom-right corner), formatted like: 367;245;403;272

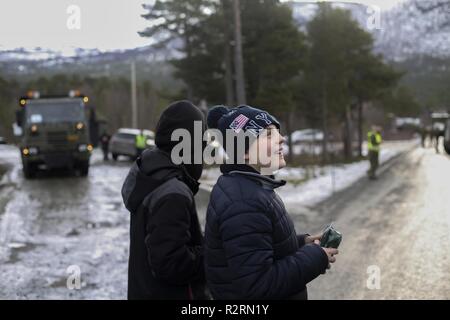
367;131;382;152
136;134;147;149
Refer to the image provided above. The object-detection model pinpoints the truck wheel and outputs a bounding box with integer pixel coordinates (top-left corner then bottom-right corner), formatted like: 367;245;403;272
112;153;118;161
23;163;35;179
78;161;89;177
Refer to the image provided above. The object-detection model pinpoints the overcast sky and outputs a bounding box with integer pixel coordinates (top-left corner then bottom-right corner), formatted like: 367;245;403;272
0;0;407;54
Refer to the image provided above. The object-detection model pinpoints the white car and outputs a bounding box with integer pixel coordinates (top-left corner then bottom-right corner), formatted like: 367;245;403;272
109;128;155;160
290;129;324;143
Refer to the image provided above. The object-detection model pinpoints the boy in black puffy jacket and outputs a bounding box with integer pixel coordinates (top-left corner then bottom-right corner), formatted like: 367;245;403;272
204;105;338;300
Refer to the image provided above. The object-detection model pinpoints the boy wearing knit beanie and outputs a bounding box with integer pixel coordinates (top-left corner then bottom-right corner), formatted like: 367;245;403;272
204;105;339;300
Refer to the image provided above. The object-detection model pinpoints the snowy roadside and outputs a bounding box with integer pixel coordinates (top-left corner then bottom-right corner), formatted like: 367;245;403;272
0;145;20;186
199;139;420;207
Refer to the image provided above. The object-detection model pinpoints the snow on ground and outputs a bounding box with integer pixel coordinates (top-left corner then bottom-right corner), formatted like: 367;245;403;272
0;145;131;299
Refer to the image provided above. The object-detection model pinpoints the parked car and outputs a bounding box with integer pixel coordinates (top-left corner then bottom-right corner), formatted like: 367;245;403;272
0;136;6;144
109;128;155;160
290;129;324;143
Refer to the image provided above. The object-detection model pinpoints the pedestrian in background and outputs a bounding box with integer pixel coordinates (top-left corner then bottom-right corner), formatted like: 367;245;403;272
99;131;111;161
135;130;147;158
367;125;382;180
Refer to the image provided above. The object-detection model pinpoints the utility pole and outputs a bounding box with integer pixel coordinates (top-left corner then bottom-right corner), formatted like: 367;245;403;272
222;0;235;106
233;0;246;105
131;61;138;129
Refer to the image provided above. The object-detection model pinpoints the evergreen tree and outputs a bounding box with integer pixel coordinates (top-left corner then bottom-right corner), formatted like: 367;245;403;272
139;0;215;101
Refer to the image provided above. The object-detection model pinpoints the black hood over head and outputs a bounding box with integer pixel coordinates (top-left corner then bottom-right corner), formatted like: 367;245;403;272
121;148;200;213
155;100;206;181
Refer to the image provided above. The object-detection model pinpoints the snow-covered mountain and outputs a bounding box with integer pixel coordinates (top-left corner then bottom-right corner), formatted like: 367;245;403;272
288;0;450;61
375;0;450;61
0;45;164;73
1;0;448;77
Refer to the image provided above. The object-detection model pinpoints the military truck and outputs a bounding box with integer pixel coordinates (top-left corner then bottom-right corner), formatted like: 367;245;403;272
15;90;93;178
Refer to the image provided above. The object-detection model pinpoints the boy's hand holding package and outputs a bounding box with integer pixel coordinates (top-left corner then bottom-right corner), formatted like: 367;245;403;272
310;225;342;273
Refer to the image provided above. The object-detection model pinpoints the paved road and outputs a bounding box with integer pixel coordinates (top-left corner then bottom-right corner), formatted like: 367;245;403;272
0;146;131;299
300;147;450;299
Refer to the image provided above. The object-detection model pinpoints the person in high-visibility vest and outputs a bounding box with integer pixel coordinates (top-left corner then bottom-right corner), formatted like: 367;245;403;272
135;130;147;158
367;125;382;180
100;131;111;161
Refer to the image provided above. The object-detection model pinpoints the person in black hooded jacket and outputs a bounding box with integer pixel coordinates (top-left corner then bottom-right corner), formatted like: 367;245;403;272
121;100;209;300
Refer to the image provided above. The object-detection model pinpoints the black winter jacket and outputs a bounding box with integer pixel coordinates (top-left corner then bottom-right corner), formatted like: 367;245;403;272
204;168;329;299
122;148;207;299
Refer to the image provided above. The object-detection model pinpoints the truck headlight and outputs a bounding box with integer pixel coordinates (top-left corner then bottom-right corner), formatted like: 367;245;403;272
79;144;93;152
23;147;38;156
78;144;87;152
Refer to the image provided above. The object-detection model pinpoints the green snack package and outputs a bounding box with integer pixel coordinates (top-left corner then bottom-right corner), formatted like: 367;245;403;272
320;224;342;249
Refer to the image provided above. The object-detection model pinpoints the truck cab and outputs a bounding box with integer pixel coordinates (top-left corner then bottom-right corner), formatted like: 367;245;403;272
16;90;93;178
